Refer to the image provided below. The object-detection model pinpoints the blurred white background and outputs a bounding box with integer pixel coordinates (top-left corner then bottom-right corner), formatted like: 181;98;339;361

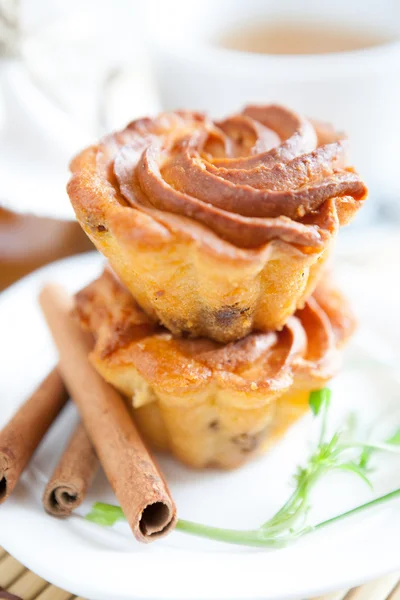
1;0;159;218
1;0;400;220
1;0;400;241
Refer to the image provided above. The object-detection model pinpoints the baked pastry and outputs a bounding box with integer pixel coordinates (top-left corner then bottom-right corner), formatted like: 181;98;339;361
68;104;366;343
75;269;356;469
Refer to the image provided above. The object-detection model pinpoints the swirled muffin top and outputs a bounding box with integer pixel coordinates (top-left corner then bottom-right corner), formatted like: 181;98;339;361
69;104;367;250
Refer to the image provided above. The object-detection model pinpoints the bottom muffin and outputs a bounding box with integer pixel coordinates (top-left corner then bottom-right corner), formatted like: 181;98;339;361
75;270;355;469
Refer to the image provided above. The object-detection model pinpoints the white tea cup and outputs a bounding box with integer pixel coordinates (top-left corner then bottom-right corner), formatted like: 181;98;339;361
147;0;400;207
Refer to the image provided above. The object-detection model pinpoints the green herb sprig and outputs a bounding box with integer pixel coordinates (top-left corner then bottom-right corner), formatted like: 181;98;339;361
86;388;400;547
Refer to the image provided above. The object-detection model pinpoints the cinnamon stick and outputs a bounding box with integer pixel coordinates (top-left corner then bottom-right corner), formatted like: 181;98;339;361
39;284;177;543
43;422;99;517
0;368;68;503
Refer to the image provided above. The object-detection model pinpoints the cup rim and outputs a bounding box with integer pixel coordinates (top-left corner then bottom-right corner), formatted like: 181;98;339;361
151;36;400;80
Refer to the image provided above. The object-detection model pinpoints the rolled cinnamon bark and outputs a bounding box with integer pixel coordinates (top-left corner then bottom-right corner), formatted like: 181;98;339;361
39;284;177;543
0;368;68;503
43;422;99;517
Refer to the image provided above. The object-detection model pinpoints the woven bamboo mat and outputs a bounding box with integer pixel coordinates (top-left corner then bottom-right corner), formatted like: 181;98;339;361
0;545;399;600
0;547;85;600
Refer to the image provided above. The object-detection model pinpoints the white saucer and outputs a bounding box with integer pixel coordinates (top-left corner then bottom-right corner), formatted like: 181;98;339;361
0;249;399;600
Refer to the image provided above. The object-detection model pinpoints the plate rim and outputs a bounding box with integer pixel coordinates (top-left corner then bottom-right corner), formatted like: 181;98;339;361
0;250;399;600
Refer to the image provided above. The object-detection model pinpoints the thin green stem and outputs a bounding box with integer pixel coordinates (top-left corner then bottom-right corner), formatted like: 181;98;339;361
339;442;400;454
85;489;400;548
314;488;400;531
359;428;400;470
261;466;326;531
175;487;400;547
84;390;400;550
175;521;287;548
86;502;125;526
319;393;330;445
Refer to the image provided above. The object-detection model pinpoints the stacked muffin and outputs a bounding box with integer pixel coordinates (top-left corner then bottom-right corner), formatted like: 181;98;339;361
68;104;366;469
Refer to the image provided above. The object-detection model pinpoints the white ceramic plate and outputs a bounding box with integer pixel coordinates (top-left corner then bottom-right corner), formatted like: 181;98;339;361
0;245;399;600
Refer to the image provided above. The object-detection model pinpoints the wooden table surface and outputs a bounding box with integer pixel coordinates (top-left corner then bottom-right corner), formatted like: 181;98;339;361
0;546;86;600
0;208;93;292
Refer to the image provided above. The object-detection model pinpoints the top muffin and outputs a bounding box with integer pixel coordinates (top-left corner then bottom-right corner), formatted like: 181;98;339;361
68;104;367;342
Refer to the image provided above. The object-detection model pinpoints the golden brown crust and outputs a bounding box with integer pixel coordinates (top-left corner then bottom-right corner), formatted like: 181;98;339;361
68;104;365;342
74;270;355;468
68;104;366;251
312;273;357;345
76;269;354;396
